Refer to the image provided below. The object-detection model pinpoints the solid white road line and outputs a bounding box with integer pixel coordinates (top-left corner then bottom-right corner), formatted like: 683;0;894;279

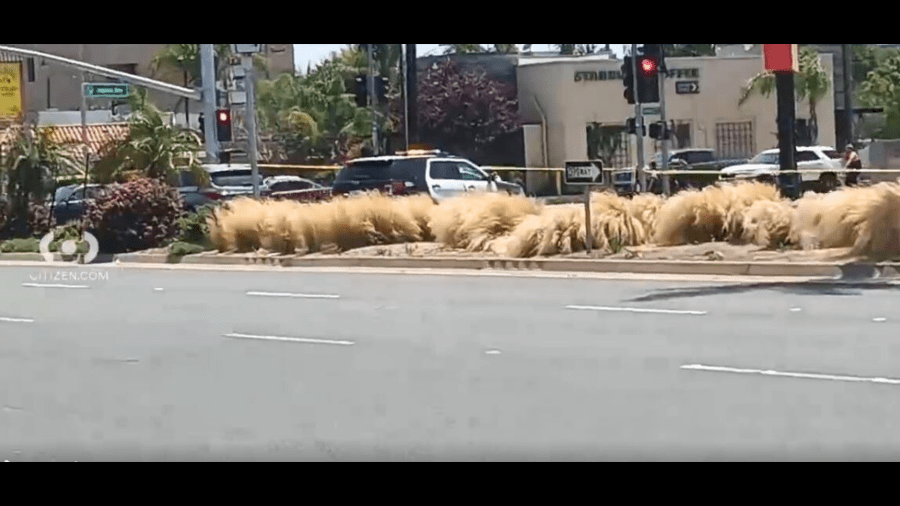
21;283;89;290
246;291;340;300
224;333;355;347
0;317;34;324
681;364;900;386
566;305;708;316
874;318;887;323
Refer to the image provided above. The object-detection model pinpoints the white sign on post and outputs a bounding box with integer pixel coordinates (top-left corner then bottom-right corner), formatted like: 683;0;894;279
232;44;262;55
565;161;605;186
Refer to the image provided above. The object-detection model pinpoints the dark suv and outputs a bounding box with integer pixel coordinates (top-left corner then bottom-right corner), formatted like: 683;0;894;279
332;151;523;203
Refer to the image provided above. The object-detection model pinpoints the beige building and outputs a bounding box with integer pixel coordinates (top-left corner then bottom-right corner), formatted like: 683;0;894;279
1;44;294;122
516;53;836;189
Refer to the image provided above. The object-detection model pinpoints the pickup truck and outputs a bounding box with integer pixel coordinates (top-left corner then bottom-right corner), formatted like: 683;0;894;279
648;149;748;192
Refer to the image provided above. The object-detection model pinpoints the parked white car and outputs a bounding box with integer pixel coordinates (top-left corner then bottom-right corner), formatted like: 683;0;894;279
720;146;844;191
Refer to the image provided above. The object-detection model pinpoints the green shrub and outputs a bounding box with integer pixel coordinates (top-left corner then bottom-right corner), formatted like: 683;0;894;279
0;237;41;253
177;204;215;247
48;224;88;254
169;241;206;258
84;178;184;254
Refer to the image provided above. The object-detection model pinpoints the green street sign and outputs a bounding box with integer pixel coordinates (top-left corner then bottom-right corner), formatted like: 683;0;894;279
83;83;131;99
642;106;661;116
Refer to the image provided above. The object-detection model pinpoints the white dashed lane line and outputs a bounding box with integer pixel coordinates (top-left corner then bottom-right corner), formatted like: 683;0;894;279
0;317;34;324
246;291;341;300
21;283;89;290
224;333;355;347
566;305;708;316
682;364;900;386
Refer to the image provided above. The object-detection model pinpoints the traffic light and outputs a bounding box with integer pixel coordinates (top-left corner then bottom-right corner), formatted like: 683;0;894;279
375;76;389;105
216;109;232;143
637;45;661;104
353;75;368;107
622;56;635;105
649;121;669;141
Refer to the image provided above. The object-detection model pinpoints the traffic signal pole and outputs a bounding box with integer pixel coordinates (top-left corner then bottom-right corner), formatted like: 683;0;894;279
659;45;671;196
200;44;219;162
776;71;799;198
632;44;646;193
367;45;379;156
243;56;260;198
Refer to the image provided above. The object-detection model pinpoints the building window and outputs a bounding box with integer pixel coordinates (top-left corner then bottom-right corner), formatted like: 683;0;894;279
671;121;692;150
587;123;631;169
715;121;755;160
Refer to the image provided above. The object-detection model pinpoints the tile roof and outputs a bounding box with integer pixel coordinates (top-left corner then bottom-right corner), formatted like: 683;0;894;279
0;122;131;158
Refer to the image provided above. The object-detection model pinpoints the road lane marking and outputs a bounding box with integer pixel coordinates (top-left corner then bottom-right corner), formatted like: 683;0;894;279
153;288;164;292
22;283;89;290
0;317;34;324
246;291;340;300
485;350;503;356
224;333;355;347
790;308;803;313
566;305;707;316
681;364;900;386
874;318;887;323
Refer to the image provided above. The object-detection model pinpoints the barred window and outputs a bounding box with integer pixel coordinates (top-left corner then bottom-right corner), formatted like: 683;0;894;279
715;122;755;160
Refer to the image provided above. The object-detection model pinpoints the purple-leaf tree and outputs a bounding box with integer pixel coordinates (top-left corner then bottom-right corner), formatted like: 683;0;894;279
417;60;520;159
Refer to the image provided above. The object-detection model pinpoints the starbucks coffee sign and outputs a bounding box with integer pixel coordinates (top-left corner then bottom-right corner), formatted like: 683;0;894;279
575;68;700;82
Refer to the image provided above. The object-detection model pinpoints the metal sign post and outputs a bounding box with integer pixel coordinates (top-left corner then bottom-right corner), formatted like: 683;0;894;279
565;161;606;255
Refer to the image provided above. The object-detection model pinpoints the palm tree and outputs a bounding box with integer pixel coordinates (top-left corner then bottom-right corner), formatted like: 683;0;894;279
553;44;598;55
739;47;831;144
94;89;207;184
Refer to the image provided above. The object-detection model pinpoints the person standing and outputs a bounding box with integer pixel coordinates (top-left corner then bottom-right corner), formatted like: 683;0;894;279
844;144;862;187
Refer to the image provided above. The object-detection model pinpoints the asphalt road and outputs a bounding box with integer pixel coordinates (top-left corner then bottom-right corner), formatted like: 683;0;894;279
2;264;900;461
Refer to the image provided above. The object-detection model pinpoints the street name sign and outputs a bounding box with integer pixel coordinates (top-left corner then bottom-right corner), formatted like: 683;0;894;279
642;105;661;116
83;83;131;99
676;81;700;94
565;161;605;186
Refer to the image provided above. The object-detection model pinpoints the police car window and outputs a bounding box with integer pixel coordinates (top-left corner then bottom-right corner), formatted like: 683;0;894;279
430;161;461;180
458;164;487;181
796;151;820;162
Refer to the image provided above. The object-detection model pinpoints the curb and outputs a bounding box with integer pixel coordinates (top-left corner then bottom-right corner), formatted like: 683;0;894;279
5;252;900;280
102;252;900;279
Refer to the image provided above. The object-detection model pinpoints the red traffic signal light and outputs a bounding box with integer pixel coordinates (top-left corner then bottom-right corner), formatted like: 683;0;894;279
640;57;658;76
216;109;232;143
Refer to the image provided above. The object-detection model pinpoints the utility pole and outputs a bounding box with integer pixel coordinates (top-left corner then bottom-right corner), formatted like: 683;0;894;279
406;44;418;146
244;55;260;198
401;44;409;151
842;43;854;147
659;45;671;196
776;71;798;198
200;44;218;162
632;44;646;192
368;45;379;155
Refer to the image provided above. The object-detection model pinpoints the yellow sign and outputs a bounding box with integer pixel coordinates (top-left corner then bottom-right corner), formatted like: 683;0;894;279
0;62;24;119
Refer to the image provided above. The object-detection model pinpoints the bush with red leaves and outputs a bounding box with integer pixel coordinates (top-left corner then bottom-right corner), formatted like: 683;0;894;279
417;60;520;157
84;178;184;254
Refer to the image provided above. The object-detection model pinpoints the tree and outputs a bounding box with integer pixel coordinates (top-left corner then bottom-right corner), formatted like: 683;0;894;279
94;89;206;184
151;44;233;86
1;125;79;236
857;53;900;138
440;44;485;55
417;59;520;161
553;44;598;55
664;44;716;57
738;47;831;144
